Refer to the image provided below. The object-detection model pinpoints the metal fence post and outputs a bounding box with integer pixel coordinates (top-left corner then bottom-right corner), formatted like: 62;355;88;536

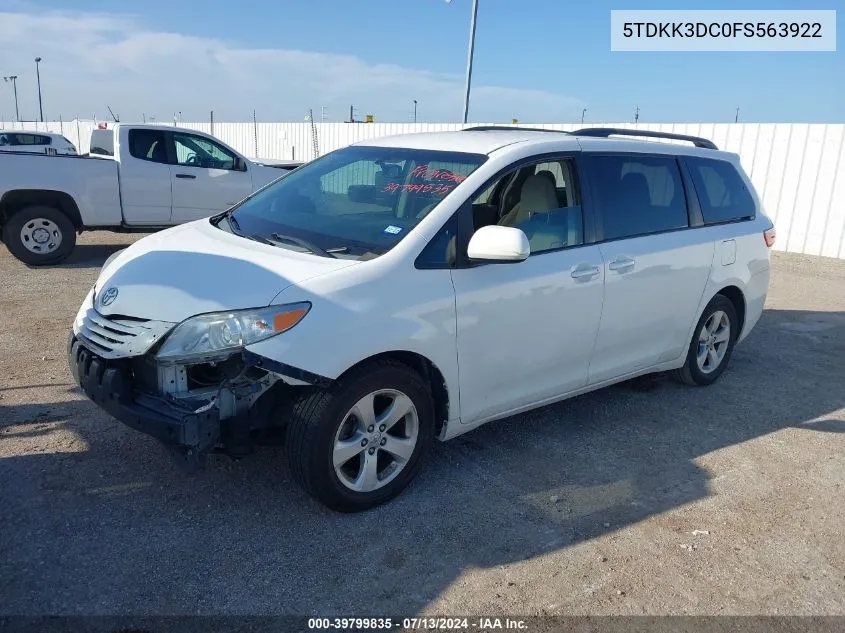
253;109;258;157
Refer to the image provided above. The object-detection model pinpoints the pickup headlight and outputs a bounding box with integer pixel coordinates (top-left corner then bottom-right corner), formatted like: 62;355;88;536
156;302;310;363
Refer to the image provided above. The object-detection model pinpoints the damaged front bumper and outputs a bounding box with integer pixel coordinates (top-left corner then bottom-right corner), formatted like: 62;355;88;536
68;332;327;469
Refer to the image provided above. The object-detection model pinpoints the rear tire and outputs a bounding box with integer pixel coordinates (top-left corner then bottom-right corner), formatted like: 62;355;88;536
672;294;738;386
3;205;76;266
285;360;435;512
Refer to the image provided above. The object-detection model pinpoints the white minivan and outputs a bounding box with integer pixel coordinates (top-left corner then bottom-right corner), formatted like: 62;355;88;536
69;127;774;512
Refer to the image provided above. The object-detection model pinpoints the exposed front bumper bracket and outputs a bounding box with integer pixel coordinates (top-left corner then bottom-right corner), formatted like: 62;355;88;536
69;335;221;465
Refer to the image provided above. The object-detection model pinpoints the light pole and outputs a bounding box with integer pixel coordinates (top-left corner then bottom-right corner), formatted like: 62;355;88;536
34;57;43;122
581;108;587;124
446;0;479;124
414;100;418;123
3;75;19;121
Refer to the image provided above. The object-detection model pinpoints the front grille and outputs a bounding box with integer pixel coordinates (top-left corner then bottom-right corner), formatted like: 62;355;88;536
77;309;174;359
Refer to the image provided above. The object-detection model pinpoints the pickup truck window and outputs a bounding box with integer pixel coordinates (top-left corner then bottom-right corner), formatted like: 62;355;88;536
128;129;168;163
223;145;486;259
173;133;238;171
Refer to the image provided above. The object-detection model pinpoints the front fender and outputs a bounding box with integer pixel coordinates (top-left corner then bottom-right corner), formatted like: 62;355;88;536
244;267;460;421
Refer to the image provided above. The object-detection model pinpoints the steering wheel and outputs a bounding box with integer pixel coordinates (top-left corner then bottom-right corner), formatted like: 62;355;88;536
185;153;201;166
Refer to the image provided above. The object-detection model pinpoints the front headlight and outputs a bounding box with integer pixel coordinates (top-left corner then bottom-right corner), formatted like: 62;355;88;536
155;302;310;363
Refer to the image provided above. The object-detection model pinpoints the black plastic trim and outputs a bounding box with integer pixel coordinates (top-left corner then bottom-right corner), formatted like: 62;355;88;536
573;127;718;150
241;349;333;388
463;126;572;135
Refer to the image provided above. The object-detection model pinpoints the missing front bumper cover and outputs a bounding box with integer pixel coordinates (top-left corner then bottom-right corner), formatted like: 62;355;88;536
68;335;332;469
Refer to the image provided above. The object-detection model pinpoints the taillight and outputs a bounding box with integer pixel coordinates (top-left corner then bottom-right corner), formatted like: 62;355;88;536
763;227;776;248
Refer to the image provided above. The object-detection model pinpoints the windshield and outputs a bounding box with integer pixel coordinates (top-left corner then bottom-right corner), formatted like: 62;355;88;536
220;145;486;259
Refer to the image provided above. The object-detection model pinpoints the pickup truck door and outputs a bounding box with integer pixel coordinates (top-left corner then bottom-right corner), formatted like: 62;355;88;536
119;128;173;225
170;132;253;223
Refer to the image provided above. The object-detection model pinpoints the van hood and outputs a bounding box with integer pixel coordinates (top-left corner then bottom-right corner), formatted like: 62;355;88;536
94;219;359;322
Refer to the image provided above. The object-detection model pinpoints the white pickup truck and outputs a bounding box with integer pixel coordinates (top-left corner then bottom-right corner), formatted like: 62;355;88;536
0;123;301;265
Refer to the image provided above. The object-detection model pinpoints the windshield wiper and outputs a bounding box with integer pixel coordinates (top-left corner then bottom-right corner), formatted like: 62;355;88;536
267;232;337;258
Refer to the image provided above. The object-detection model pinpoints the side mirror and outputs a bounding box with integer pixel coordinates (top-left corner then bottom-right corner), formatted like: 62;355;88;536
235;157;248;172
467;225;530;263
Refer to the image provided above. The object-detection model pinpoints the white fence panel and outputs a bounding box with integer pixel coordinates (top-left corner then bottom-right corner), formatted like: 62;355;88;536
2;119;843;258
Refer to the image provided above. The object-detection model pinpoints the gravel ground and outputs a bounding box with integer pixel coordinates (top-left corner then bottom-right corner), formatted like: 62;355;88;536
1;232;844;617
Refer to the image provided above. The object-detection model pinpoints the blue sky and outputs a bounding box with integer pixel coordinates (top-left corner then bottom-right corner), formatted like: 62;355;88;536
0;0;842;122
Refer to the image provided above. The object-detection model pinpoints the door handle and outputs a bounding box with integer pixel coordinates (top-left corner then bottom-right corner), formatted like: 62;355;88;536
175;173;196;179
608;256;635;271
570;263;600;279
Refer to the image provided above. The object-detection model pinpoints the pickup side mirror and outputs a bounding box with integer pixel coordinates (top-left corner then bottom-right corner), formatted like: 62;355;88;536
234;157;248;172
467;225;530;263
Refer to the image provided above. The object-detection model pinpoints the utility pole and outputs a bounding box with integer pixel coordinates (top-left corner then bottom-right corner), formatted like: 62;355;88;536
634;105;640;124
3;76;19;121
735;106;740;123
581;107;587;124
34;57;44;122
414;100;418;123
462;0;479;123
320;106;327;122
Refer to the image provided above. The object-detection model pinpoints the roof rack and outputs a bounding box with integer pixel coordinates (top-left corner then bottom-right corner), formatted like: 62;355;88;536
571;127;718;150
463;125;572;135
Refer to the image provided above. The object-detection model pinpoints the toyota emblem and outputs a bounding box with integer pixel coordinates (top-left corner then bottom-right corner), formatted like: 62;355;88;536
99;287;119;307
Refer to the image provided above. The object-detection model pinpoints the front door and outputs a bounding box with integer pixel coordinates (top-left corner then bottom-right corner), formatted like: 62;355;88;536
170;131;253;223
451;156;605;426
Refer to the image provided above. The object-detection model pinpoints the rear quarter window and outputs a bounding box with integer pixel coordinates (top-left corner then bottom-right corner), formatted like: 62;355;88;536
686;157;755;224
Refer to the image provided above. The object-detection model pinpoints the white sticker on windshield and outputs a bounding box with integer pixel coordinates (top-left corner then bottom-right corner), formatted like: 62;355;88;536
384;225;403;235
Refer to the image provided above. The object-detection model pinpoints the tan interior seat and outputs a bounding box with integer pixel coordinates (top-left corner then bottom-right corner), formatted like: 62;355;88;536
499;173;559;227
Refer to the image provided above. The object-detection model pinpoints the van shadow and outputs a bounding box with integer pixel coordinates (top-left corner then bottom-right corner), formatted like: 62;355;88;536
1;308;843;615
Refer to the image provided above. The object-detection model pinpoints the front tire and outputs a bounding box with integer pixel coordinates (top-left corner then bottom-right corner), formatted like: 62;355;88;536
673;294;738;386
285;360;435;512
3;205;76;266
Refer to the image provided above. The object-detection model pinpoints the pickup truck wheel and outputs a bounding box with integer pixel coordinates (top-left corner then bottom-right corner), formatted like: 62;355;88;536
285;360;435;512
672;294;738;386
4;206;76;266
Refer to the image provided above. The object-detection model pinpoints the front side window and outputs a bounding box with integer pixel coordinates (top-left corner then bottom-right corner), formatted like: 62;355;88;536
686;157;755;224
223;146;486;259
128;129;168;163
174;133;238;170
469;158;583;255
589;154;688;241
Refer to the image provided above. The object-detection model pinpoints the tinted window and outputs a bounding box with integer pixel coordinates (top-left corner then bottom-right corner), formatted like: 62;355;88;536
12;133;51;146
226;146;485;259
89;129;115;156
128;129;168;163
686;157;755;224
174;133;237;170
590;155;688;241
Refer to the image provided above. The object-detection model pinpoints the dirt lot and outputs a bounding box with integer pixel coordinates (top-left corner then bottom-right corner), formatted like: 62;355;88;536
1;231;844;617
